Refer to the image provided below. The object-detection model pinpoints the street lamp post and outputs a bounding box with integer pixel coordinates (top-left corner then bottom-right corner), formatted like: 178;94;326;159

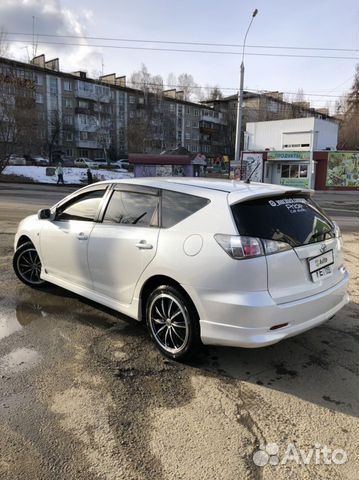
233;8;258;179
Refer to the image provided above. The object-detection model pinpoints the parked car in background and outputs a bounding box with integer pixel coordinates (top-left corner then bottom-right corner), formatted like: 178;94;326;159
8;154;26;166
13;178;349;360
114;159;130;170
61;157;75;167
74;158;92;168
30;155;50;166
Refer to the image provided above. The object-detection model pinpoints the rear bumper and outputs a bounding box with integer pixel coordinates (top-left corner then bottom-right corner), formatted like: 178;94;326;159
185;272;350;348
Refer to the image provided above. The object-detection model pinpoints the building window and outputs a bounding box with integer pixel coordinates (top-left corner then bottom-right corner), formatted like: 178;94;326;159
138;97;144;104
64;115;73;125
35;93;44;104
185;132;191;140
35;74;43;86
49;76;58;94
79;100;88;109
186;107;191;114
192;121;199;128
169;103;175;112
49;95;57;110
129;111;134;118
65;131;73;141
80;131;88;140
129;96;135;104
194;109;199;116
65;149;74;157
65;98;73;108
268;101;279;113
64;80;72;92
79;149;88;157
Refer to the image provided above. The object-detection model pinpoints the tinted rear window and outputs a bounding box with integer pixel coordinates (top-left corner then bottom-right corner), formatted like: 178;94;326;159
231;195;335;247
161;190;209;228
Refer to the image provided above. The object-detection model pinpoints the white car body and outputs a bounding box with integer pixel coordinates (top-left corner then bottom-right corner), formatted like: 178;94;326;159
14;178;349;351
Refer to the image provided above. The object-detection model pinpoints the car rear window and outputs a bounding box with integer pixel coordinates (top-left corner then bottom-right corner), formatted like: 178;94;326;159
231;195;335;247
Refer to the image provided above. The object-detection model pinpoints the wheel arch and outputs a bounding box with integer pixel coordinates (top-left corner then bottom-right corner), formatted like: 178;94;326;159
16;235;33;249
139;274;199;323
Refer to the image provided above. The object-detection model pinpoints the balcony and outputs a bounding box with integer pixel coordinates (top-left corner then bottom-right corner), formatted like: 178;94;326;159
75;139;102;149
200;113;226;125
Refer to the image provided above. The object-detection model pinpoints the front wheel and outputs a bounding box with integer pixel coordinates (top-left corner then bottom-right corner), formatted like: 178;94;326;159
13;242;47;288
146;285;200;360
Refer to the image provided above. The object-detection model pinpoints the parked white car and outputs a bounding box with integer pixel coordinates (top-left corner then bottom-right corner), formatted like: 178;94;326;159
74;157;92;168
13;178;349;359
8;155;26;166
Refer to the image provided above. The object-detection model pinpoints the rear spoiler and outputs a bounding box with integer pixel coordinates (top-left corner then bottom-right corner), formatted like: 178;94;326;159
227;187;314;206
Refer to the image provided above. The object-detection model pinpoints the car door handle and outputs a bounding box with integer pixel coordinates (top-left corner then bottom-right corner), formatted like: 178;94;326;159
135;240;153;250
77;232;88;241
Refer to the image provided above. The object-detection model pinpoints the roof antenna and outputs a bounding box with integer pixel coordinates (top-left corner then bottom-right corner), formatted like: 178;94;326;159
245;160;260;184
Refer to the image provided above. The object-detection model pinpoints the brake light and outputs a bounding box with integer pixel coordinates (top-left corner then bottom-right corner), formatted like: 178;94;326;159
215;235;292;259
214;234;264;260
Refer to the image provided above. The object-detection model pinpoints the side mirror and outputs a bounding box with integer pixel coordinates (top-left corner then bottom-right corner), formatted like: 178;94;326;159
38;208;55;220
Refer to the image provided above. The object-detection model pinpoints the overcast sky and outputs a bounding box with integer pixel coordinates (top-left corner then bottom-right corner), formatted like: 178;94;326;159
1;0;358;109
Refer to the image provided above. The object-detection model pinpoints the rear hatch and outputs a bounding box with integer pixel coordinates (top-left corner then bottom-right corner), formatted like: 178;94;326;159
231;193;345;304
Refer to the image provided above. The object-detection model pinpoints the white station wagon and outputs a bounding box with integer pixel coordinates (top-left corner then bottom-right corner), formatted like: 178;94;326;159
13;178;349;359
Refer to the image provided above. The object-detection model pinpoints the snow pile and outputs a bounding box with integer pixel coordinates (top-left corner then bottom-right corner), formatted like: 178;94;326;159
2;166;133;184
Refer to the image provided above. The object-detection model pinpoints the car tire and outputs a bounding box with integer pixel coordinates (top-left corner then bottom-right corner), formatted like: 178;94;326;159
13;242;48;289
145;285;201;360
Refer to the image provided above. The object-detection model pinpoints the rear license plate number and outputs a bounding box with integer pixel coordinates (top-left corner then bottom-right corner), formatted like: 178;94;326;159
308;250;334;282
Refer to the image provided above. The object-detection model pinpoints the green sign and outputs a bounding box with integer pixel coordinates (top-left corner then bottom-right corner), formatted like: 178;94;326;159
267;151;310;161
326;151;359;187
280;178;309;188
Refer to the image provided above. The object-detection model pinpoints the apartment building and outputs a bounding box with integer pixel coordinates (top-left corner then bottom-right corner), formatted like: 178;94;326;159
203;91;337;157
0;55;227;161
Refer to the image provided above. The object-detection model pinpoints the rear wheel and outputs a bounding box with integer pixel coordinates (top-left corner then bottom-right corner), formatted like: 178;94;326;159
146;285;200;360
13;242;47;288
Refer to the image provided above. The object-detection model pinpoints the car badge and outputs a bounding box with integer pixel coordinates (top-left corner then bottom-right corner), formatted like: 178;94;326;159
320;244;327;254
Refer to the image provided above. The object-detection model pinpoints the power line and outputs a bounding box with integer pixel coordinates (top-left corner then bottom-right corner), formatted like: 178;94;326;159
8;39;359;60
7;31;359;53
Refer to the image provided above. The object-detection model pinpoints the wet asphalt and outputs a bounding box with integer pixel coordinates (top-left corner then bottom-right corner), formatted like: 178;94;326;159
0;183;358;480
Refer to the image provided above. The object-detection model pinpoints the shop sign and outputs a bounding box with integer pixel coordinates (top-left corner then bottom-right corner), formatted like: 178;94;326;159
267;151;310;161
280;178;309;188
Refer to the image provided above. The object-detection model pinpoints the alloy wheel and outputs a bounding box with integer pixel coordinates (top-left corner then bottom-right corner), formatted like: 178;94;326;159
148;293;190;355
16;247;43;285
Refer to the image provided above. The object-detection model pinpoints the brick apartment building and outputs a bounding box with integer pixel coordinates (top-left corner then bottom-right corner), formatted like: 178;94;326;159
0;55;228;162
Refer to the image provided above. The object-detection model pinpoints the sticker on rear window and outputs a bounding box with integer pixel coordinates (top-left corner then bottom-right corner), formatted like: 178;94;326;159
268;198;307;207
268;198;307;213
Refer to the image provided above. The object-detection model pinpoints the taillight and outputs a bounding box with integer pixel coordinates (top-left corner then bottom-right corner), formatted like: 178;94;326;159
214;234;264;260
215;235;292;260
261;239;292;255
333;221;343;248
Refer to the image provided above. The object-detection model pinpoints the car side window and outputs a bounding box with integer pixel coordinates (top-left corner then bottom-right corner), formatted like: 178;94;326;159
56;189;105;222
103;190;159;227
161;190;210;228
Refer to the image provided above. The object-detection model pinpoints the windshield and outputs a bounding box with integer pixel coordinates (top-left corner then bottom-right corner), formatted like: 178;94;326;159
231;194;335;247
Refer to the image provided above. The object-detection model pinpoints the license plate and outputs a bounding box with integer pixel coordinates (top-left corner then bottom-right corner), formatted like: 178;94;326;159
308;250;334;282
311;265;333;282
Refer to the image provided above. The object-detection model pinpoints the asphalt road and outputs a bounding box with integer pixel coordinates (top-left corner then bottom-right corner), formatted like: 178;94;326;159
0;183;358;480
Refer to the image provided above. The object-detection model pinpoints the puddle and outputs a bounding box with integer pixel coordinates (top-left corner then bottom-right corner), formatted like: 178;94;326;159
16;302;48;326
0;347;41;374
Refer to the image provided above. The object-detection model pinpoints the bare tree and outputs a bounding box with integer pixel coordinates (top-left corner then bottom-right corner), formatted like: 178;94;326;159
177;73;199;101
0;65;42;172
294;88;305;103
337;64;359;149
202;85;223;101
